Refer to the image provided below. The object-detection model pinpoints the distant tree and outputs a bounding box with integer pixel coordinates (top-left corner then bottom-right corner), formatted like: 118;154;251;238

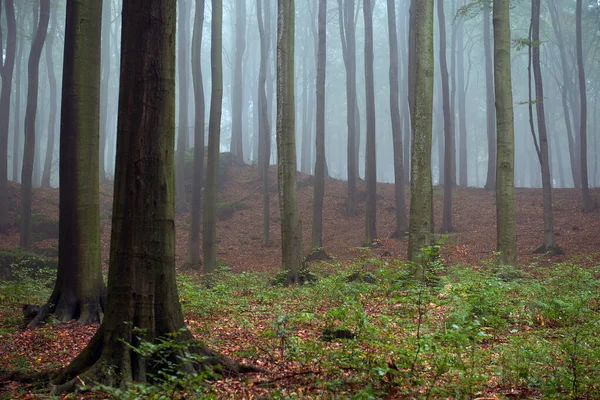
185;0;205;269
438;0;455;233
99;0;111;183
493;0;516;266
175;0;190;214
386;0;408;238
20;0;50;249
231;0;246;164
364;0;376;245
576;0;592;212
49;1;256;391
41;8;58;189
29;0;106;327
277;0;303;284
203;0;224;278
257;0;272;247
338;0;359;216
12;6;23;183
456;9;468;187
0;0;16;233
312;0;326;248
529;0;560;254
483;1;496;191
408;0;434;262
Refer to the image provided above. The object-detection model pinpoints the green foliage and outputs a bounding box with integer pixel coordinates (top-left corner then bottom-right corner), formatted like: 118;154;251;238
15;213;59;241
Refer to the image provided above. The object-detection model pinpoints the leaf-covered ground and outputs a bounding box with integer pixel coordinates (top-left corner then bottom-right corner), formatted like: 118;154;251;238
1;165;599;398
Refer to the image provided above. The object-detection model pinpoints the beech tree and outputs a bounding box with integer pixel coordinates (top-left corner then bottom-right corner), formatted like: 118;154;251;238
483;1;496;191
29;0;106;327
493;0;516;266
408;0;434;262
231;0;246;164
20;0;50;249
363;0;376;245
51;0;254;392
0;0;16;233
277;0;303;284
99;0;111;183
41;8;58;189
175;0;190;214
185;0;206;269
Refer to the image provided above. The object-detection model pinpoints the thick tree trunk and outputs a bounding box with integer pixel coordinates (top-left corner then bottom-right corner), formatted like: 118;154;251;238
41;9;58;189
51;1;255;393
576;0;592;212
364;0;376;245
257;0;272;247
312;0;326;248
493;0;516;266
0;0;16;233
29;0;106;328
185;0;206;269
277;0;303;284
407;0;433;263
231;0;246;164
483;3;496;191
386;0;407;238
438;0;454;233
21;0;50;249
175;0;190;214
203;0;224;277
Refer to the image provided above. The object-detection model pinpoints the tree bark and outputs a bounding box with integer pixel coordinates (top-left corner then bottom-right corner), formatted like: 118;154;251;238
312;0;326;248
456;12;468;187
175;0;190;214
41;8;58;189
99;0;111;183
0;0;16;233
20;0;50;249
12;11;23;184
185;0;205;269
203;0;224;278
277;0;303;284
407;0;433;263
231;0;246;164
386;0;407;238
493;0;516;266
364;0;376;245
483;2;496;191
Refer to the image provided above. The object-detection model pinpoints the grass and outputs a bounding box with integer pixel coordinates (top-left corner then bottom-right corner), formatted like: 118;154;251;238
1;254;599;398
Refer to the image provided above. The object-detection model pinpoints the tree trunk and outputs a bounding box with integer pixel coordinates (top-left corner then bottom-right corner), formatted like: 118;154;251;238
12;13;23;184
456;13;468;187
530;0;559;253
407;0;433;263
438;0;454;233
41;8;58;189
0;0;16;233
257;0;272;247
312;0;326;248
185;0;206;269
386;0;407;238
231;0;246;164
364;0;376;245
483;2;496;191
20;0;50;249
175;0;190;214
203;0;224;278
576;0;592;212
29;0;106;327
277;0;302;284
493;0;516;266
99;0;111;183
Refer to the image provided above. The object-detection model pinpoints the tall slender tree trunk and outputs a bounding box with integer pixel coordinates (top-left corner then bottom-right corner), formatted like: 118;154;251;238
277;0;302;284
438;0;454;233
21;0;50;249
457;12;468;187
231;0;246;164
483;3;496;191
0;0;16;233
493;0;516;266
312;0;326;248
41;8;58;188
185;0;205;269
99;0;111;183
576;0;592;212
203;0;224;278
386;0;407;238
176;0;190;214
12;17;23;184
364;0;376;245
408;0;433;263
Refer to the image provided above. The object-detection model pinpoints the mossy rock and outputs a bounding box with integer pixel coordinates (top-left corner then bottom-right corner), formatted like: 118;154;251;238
320;328;356;342
305;247;332;263
270;267;318;286
345;271;378;284
216;201;249;221
15;213;58;241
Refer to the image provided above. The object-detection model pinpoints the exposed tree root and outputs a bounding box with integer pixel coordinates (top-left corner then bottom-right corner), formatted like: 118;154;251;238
24;296;105;328
533;243;564;255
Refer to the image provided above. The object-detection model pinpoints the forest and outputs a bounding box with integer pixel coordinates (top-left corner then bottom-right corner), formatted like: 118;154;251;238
0;0;599;398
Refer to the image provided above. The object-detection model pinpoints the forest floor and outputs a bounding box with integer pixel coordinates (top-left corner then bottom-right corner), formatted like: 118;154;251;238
1;163;600;398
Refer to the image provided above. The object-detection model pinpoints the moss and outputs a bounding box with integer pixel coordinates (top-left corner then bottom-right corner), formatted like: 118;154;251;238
216;201;249;221
15;213;58;241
